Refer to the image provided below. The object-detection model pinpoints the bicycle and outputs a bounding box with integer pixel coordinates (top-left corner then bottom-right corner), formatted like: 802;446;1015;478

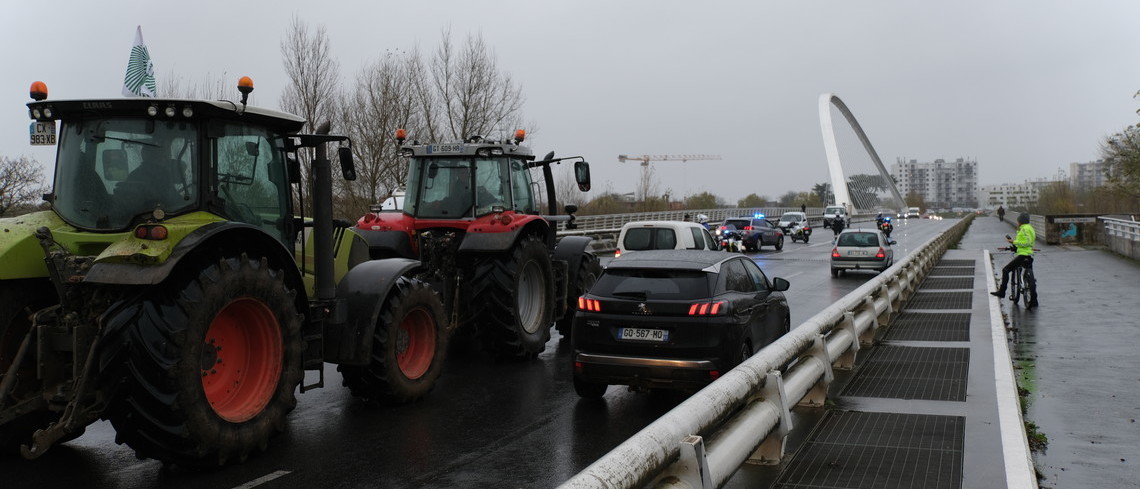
995;244;1040;307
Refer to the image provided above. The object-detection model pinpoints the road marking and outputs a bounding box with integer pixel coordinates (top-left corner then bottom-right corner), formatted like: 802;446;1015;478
781;271;804;280
231;470;292;489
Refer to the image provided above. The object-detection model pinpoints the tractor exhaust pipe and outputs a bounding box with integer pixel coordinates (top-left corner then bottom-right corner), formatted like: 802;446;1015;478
311;121;335;301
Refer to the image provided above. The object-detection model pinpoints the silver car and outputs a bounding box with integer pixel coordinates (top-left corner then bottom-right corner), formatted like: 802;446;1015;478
830;229;896;277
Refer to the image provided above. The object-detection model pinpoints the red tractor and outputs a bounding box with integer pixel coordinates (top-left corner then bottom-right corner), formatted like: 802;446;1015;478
355;130;600;359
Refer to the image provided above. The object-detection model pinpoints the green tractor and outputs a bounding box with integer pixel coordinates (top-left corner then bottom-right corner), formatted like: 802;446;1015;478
354;129;601;358
0;79;447;466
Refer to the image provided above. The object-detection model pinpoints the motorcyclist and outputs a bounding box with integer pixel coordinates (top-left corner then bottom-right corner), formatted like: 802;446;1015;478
697;214;710;229
831;215;845;237
875;212;884;225
991;212;1038;308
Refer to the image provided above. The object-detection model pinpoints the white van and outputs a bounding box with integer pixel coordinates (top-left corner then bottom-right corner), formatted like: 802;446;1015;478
906;207;921;218
822;205;848;229
615;221;719;257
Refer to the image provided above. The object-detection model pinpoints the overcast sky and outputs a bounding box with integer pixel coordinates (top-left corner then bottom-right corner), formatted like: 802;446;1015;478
4;0;1139;204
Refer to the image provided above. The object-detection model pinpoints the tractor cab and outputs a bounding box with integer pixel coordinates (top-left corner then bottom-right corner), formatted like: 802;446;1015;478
28;80;305;244
401;134;540;220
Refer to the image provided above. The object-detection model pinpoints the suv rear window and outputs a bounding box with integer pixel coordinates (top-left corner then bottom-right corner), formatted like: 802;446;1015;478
591;269;711;300
622;228;677;251
723;219;750;230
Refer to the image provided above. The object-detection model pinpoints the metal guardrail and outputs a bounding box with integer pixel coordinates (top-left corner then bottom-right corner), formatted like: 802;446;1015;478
559;216;974;489
559;208;877;253
1100;216;1140;261
1101;216;1140;240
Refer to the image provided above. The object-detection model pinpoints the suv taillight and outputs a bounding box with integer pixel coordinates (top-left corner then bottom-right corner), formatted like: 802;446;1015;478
578;297;601;312
688;301;725;316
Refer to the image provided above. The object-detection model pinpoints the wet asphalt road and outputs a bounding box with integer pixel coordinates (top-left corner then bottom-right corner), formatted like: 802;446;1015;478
3;218;952;489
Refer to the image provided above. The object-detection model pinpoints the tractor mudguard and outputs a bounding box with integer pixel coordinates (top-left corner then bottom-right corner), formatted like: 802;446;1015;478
553;236;593;279
324;257;421;365
84;222;300;289
458;217;553;253
353;228;416;259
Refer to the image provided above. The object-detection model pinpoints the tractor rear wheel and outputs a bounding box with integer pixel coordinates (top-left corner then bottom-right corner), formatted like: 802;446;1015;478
0;280;64;453
102;254;303;467
555;253;602;341
471;234;555;360
340;277;447;405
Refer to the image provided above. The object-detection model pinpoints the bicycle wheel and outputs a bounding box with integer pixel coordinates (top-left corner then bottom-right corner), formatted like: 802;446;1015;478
1023;268;1037;305
1009;271;1021;305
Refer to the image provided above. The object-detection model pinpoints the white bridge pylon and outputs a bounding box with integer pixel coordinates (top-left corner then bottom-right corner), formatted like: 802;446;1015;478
818;93;907;213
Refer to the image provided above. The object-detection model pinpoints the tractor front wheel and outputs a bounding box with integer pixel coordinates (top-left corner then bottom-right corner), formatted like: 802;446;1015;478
340;277;447;405
103;254;303;467
471;235;555;360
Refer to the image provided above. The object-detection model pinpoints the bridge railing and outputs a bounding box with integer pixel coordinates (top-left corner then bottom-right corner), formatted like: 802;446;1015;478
558;216;973;489
1101;216;1140;260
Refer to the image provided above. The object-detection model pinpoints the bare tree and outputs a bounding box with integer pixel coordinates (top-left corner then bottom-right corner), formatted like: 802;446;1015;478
280;16;342;214
157;70;231;100
426;28;526;141
0;155;46;217
336;49;424;216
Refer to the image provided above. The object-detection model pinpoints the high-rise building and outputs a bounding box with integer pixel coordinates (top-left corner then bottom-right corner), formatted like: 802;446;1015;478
892;157;978;208
1069;160;1112;191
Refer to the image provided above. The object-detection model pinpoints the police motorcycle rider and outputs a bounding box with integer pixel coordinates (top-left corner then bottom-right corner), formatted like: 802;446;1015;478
991;212;1039;308
876;212;893;238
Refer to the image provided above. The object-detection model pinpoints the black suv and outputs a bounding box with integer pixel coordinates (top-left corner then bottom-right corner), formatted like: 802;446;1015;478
719;215;784;251
571;250;791;397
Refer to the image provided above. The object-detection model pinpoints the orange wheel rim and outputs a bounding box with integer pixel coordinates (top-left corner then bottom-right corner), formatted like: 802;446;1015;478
395;308;436;379
201;298;283;422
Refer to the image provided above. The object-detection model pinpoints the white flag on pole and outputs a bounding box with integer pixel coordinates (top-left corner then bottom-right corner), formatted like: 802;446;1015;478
122;26;157;97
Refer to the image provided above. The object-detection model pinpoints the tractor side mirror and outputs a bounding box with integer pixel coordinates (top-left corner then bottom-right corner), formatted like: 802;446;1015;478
338;146;356;181
246;141;260;157
428;162;439;179
564;203;578;214
542;151;555;163
574;161;591;192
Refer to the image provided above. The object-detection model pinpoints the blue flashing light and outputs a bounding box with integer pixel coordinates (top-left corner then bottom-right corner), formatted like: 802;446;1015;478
753;213;765;219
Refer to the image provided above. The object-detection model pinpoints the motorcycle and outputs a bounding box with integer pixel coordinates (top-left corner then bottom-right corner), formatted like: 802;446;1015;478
786;221;812;243
717;225;745;253
878;217;894;238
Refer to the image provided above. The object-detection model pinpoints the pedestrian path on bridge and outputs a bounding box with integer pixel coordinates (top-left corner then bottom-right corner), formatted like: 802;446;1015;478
740;216;1140;488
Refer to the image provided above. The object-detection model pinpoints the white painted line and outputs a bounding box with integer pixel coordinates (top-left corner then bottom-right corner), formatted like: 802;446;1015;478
985;250;1039;489
781;271;804;280
231;470;292;489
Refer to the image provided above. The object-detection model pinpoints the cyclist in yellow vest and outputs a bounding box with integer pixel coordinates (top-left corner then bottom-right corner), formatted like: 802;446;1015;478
992;212;1038;308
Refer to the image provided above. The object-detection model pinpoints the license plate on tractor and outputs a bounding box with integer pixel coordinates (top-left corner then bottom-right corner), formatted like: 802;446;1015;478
619;327;669;342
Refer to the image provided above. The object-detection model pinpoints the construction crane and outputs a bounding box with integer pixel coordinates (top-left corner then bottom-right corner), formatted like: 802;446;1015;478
618;154;723;202
618;154;723;166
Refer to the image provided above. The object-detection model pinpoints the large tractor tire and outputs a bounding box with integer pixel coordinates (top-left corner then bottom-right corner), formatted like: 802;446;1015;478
555;253;602;340
470;234;555;360
0;280;65;454
339;277;447;405
102;254;303;467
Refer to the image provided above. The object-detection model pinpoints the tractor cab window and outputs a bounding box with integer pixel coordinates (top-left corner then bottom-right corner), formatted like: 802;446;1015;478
473;158;510;216
53;117;198;230
509;158;536;214
409;158;473;219
212;123;290;241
